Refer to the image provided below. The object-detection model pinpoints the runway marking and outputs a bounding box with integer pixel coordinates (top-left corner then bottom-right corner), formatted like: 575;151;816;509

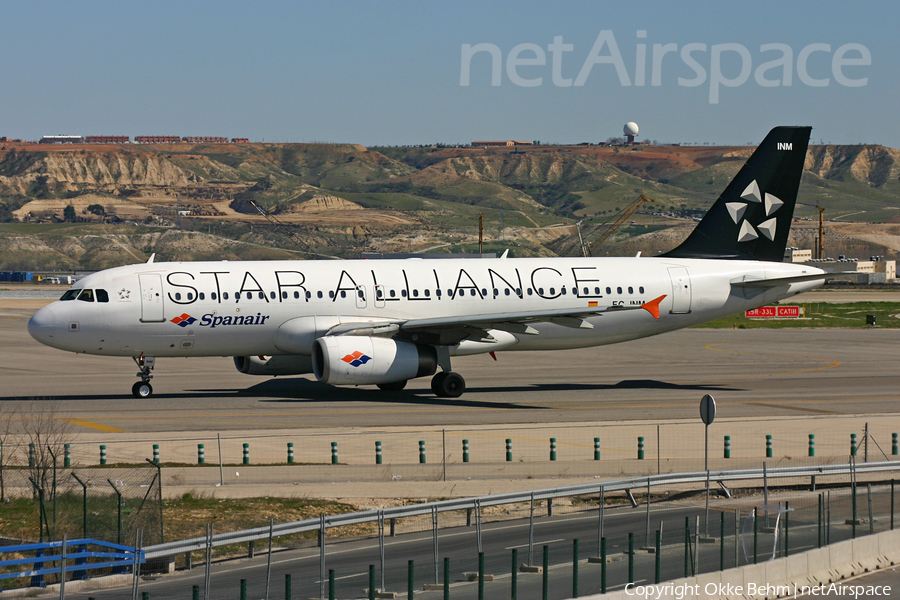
684;343;841;383
62;419;126;432
742;401;839;415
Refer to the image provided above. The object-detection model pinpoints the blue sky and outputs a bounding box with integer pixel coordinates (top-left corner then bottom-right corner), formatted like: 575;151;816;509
1;1;896;147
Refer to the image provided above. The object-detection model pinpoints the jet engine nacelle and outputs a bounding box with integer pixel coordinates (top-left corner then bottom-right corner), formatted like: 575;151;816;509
234;354;314;376
312;336;437;385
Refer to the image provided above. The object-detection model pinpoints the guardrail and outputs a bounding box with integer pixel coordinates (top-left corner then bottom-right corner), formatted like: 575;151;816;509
143;458;899;560
0;538;142;590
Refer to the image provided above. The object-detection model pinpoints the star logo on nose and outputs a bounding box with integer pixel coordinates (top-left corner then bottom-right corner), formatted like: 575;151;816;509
118;288;131;299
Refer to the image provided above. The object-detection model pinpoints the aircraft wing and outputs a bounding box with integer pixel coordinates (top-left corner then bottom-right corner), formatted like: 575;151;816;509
327;295;666;345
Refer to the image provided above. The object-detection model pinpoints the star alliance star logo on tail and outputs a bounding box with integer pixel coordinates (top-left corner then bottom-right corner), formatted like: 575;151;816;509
341;351;372;367
171;313;197;327
726;179;783;243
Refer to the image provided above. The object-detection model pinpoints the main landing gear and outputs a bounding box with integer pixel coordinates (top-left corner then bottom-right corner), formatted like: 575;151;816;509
431;371;466;398
132;355;155;398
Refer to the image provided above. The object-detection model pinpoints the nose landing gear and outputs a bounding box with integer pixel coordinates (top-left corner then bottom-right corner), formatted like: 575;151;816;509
132;355;155;398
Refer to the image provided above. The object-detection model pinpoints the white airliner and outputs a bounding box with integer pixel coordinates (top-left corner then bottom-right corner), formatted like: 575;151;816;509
28;126;832;399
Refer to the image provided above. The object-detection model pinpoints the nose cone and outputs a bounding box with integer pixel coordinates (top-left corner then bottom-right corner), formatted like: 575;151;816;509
28;305;58;347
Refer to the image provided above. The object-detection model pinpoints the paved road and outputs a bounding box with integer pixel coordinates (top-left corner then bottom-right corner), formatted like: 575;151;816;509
2;300;900;433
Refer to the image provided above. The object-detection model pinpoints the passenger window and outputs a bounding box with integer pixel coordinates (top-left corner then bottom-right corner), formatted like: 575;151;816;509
583;287;589;295
305;291;311;299
329;291;335;299
390;290;396;297
606;287;611;294
493;288;498;296
78;289;94;302
211;292;217;300
96;289;109;303
425;289;430;297
539;288;544;295
199;292;205;300
358;290;364;298
258;292;265;300
595;287;601;295
175;293;182;301
550;287;556;295
617;287;622;294
527;288;533;296
504;289;510;296
516;288;521;295
283;292;288;299
187;292;194;301
481;288;487;296
470;289;477;297
60;289;80;301
436;289;441;297
340;291;346;298
412;289;418;297
401;290;408;297
628;287;633;294
317;291;323;299
223;292;229;300
270;292;276;299
235;292;241;300
561;288;566;295
639;286;645;294
376;289;383;298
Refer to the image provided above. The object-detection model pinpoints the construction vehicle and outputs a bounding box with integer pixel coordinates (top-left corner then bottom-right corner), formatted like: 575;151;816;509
584;194;654;256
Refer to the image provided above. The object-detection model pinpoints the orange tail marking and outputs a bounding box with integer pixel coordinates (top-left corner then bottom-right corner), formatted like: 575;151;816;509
641;295;667;319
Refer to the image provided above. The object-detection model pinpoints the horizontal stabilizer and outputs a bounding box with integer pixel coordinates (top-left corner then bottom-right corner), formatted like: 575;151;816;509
731;272;857;288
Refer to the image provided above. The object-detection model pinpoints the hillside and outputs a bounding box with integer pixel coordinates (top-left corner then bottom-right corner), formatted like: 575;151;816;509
0;138;898;269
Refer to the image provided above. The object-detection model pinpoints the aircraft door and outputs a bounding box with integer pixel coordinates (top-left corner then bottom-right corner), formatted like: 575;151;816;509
374;284;385;308
667;267;692;314
138;273;165;322
355;285;367;309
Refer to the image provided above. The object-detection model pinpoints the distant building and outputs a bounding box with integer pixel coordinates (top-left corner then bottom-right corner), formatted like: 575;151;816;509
182;136;228;144
135;136;181;144
471;140;533;147
85;135;129;144
40;135;84;144
231;138;250;143
804;257;897;283
784;247;812;262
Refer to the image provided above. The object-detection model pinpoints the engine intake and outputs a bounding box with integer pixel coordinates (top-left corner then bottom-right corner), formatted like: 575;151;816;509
312;336;437;385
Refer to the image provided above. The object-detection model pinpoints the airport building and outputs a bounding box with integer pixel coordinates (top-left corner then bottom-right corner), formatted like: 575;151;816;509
471;140;533;147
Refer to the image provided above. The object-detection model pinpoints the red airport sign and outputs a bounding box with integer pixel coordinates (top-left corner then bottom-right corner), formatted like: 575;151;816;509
745;306;802;318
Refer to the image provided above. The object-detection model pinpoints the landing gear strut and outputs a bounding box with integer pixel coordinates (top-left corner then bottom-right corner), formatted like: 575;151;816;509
431;371;466;398
132;355;155;398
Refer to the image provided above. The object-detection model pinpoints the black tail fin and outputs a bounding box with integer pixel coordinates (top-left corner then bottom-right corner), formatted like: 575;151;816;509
661;126;811;262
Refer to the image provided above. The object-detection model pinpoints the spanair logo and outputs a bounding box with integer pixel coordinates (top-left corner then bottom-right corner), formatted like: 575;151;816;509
171;313;197;328
726;179;782;244
341;351;372;367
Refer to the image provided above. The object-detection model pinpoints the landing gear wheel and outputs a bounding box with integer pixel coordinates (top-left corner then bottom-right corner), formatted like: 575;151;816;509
377;380;407;391
132;381;153;399
431;371;466;398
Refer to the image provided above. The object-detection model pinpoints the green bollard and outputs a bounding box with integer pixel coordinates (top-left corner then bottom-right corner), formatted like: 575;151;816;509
29;443;36;468
851;433;858;456
142;593;149;600
506;439;513;462
329;569;335;600
375;441;382;465
809;434;815;457
240;579;247;600
478;551;485;600
637;437;644;460
628;532;634;584
198;444;205;465
408;559;414;600
285;574;291;600
99;444;106;465
369;564;375;600
443;557;450;600
462;439;469;463
600;537;607;594
684;517;690;577
153;443;159;464
654;530;661;583
542;545;549;600
192;585;200;600
893;433;898;456
594;437;601;461
723;435;730;458
64;443;71;468
766;435;773;458
242;443;249;465
331;442;338;464
549;438;557;461
419;440;426;464
572;538;579;599
511;548;518;600
287;442;294;464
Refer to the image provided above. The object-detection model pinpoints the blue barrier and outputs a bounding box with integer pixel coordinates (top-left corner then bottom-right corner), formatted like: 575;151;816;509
0;538;142;590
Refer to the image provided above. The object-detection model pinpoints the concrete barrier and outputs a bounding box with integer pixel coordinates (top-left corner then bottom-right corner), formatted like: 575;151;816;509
579;528;900;600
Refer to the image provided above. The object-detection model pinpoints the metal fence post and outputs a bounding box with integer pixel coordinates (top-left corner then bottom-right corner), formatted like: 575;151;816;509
319;515;326;600
443;557;449;600
720;511;725;571
628;532;634;584
600;537;607;594
285;574;291;600
328;570;335;600
785;500;790;557
542;545;549;600
369;565;375;600
432;507;439;585
407;560;414;600
655;530;661;583
511;548;518;600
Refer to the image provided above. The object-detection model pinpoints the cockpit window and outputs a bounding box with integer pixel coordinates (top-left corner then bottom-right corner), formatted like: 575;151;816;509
96;289;109;303
60;289;80;301
77;289;95;302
